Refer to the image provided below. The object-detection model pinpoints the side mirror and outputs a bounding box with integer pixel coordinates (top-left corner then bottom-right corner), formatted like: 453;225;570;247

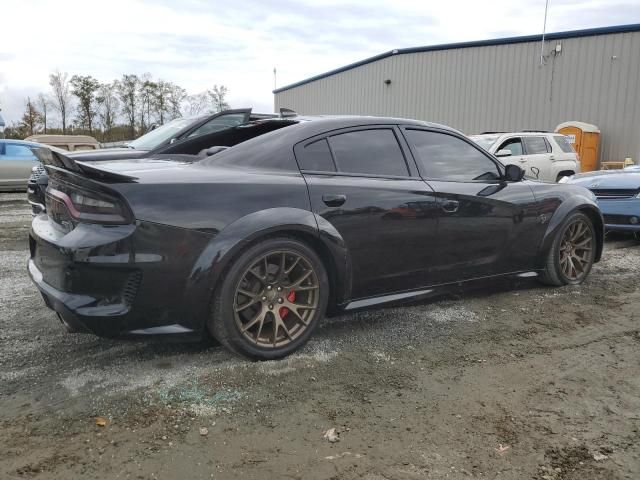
504;164;525;182
204;146;228;156
495;149;512;158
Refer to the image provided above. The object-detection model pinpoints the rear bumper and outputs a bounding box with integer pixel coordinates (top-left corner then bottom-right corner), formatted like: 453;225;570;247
28;259;122;335
28;215;215;338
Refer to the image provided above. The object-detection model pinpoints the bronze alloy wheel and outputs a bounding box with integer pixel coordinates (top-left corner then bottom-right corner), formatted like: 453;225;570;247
559;217;595;282
233;250;320;348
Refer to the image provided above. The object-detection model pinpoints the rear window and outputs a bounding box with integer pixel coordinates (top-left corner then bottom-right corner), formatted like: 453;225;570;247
554;135;575;153
523;136;550;155
328;129;409;177
3;144;37;159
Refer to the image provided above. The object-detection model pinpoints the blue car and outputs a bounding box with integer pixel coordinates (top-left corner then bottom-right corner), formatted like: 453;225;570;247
563;166;640;236
0;139;42;192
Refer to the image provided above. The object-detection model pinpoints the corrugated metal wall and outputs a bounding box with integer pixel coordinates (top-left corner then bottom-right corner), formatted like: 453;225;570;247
275;31;640;164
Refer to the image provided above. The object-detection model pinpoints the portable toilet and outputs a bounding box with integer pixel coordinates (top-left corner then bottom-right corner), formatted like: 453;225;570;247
555;121;600;172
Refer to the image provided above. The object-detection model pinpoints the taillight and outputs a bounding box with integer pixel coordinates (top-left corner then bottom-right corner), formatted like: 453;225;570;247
47;186;131;224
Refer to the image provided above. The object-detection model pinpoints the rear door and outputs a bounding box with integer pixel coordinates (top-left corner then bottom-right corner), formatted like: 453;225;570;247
0;143;39;188
296;126;439;299
402;128;541;283
521;136;553;181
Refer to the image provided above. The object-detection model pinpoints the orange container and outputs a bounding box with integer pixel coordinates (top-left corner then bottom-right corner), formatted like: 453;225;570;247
555;121;600;172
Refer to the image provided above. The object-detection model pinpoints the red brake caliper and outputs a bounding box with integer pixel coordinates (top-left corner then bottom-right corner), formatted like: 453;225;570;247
279;290;296;319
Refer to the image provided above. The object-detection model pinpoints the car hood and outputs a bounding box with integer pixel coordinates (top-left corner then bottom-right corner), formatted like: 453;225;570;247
566;170;640;189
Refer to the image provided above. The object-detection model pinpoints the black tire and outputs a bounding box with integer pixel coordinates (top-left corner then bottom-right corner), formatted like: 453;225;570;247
209;237;329;360
539;211;596;286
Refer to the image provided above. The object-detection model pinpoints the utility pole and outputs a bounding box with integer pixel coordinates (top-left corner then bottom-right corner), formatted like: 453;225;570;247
273;67;277;90
540;0;550;65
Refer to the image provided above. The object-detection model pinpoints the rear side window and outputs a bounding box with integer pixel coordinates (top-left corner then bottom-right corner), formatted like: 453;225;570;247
554;135;575;153
405;129;500;182
523;136;550;155
298;138;336;172
328;129;408;177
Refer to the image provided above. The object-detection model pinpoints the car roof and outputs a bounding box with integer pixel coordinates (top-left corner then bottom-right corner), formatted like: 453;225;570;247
283;115;461;136
471;131;565;138
0;139;42;146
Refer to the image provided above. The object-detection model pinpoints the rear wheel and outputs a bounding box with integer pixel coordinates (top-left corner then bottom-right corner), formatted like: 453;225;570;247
209;238;329;360
539;212;596;286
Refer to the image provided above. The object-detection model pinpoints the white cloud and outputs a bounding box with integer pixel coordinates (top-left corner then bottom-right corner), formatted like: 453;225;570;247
0;0;638;124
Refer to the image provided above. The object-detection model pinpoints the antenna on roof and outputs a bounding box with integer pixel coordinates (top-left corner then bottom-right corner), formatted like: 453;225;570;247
540;0;550;66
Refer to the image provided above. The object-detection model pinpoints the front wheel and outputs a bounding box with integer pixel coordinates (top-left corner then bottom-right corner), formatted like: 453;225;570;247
539;212;596;286
209;238;329;360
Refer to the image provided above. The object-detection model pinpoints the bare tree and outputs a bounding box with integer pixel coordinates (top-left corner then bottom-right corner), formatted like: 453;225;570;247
70;75;101;134
49;71;73;134
167;83;186;120
138;73;156;131
20;97;43;136
96;82;119;140
208;84;230;112
152;80;172;124
36;94;50;134
116;74;139;138
184;92;209;116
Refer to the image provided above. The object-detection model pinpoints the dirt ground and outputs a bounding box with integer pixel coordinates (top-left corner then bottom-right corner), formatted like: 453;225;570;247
1;192;639;480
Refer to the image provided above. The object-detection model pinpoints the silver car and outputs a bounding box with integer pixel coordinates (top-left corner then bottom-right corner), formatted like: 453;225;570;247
0;140;42;191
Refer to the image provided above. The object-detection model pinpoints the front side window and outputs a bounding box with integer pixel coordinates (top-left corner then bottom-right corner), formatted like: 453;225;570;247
328;129;408;177
405;129;500;182
187;113;248;138
497;138;523;156
523;136;550;155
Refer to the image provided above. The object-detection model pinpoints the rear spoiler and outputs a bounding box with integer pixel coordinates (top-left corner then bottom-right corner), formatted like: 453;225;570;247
32;147;138;183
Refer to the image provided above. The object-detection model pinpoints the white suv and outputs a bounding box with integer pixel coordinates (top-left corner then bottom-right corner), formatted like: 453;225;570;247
469;132;580;183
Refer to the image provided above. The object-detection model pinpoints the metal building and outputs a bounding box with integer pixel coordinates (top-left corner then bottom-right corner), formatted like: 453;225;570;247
274;24;640;165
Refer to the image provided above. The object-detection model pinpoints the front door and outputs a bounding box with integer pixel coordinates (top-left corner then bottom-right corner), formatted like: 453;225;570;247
401;127;541;284
296;127;439;299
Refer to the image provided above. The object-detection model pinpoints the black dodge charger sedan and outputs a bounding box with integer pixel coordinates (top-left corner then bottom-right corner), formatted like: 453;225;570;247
28;116;603;359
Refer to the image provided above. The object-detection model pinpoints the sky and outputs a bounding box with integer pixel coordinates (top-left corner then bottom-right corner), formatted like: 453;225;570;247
1;0;639;125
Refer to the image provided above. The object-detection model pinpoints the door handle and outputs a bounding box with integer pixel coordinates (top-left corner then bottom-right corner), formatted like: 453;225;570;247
441;200;459;213
322;194;346;207
518;158;526;163
549;155;555;161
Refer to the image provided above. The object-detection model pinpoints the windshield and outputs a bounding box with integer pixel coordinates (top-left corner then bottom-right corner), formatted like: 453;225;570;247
469;134;501;152
128;117;202;150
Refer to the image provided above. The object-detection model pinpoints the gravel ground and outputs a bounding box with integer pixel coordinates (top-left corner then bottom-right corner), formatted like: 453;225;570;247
1;192;639;479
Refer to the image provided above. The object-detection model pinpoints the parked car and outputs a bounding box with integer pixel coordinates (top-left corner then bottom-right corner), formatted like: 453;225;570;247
0;139;63;191
470;132;580;183
24;134;100;151
27;110;284;213
561;168;640;237
28;116;603;359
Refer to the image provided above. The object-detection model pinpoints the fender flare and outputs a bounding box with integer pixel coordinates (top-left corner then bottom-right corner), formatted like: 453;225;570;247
537;195;604;269
183;207;351;330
